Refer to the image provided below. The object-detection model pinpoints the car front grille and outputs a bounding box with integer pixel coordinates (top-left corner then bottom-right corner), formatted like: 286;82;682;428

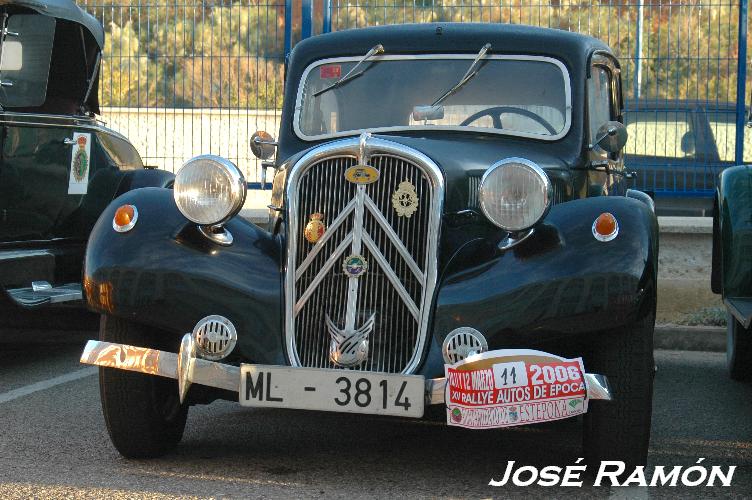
285;137;442;374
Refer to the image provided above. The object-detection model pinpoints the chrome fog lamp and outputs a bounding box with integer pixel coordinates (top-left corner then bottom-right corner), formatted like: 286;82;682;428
174;155;246;227
479;157;552;232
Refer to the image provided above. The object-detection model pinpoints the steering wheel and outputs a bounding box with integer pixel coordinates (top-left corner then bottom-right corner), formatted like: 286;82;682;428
459;106;557;135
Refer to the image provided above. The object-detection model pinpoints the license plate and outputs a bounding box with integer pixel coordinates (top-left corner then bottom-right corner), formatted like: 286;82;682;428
239;365;425;418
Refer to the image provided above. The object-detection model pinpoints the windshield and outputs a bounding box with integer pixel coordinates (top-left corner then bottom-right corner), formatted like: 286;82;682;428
0;14;55;108
296;55;571;141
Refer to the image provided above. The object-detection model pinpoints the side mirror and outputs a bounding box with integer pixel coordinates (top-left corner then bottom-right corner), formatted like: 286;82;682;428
250;131;277;160
594;121;628;153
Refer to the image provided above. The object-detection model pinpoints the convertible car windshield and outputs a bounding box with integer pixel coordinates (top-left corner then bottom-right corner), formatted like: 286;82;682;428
296;55;571;141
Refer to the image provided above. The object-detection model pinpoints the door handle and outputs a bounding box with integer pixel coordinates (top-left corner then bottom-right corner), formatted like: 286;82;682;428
63;138;76;145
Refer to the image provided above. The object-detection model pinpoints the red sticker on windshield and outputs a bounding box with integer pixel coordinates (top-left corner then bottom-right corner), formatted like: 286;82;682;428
320;65;342;79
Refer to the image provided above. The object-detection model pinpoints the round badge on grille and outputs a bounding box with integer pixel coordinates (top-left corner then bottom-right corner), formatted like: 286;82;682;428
442;327;488;365
192;315;237;361
342;254;368;278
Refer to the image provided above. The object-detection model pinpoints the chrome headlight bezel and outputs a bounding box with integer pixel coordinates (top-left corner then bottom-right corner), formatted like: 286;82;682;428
173;155;247;226
478;157;553;232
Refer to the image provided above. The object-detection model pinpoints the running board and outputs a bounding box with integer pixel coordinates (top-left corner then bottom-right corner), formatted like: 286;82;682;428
7;282;83;307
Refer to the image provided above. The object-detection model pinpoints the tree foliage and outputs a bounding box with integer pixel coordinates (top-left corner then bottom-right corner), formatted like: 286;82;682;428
81;0;747;109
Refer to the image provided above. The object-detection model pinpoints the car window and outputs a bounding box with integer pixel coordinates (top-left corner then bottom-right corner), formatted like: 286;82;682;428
0;14;55;108
588;66;612;143
708;119;752;164
624;111;695;159
296;55;571;141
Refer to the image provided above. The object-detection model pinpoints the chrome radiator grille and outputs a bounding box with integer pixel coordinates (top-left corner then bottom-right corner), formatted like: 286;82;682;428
285;136;442;374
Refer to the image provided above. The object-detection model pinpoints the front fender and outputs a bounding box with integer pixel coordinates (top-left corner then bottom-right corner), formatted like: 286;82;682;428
715;165;752;298
418;195;658;377
84;187;284;364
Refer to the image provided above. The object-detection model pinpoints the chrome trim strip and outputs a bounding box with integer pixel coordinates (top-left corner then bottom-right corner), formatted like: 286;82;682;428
82;340;612;407
361;230;420;321
294;54;573;142
285;136;445;374
295;198;356;280
177;333;197;403
80;340;240;393
363;194;424;282
294;233;354;316
0;112;130;142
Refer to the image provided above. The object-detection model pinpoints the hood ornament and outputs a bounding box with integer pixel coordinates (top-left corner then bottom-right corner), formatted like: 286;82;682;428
325;313;375;367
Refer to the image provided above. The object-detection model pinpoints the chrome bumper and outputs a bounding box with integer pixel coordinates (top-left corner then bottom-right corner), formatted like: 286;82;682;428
80;334;613;405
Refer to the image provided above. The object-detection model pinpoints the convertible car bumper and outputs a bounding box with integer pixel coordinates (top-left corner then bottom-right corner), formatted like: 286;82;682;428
80;335;613;414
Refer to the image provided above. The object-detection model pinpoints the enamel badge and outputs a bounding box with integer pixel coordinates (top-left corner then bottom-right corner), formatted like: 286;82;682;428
304;213;326;244
344;165;380;185
392;180;419;218
67;132;91;195
343;254;368;278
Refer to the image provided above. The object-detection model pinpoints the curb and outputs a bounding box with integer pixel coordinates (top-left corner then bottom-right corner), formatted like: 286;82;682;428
655;324;725;352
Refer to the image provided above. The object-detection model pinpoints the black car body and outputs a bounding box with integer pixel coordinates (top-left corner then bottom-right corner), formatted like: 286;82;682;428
0;0;172;319
80;23;658;467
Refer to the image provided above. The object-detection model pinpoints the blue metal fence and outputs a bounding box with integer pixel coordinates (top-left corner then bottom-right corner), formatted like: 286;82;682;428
317;0;751;198
77;1;749;198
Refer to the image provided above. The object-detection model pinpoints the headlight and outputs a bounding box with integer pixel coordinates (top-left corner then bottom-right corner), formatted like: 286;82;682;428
174;155;246;226
479;157;552;232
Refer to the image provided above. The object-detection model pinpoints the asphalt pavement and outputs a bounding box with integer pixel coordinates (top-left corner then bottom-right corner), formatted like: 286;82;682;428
0;329;750;499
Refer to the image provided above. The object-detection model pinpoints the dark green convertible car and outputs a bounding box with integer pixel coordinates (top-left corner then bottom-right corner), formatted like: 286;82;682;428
0;0;172;323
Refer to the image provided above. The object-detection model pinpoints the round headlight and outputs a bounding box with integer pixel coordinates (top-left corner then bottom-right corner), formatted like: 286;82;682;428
479;157;552;232
174;155;246;226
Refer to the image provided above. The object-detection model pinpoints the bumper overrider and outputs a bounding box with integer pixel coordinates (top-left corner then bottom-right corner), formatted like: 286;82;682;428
80;333;613;420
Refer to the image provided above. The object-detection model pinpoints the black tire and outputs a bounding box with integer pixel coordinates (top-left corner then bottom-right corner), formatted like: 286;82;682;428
98;315;188;458
727;312;752;381
583;312;654;470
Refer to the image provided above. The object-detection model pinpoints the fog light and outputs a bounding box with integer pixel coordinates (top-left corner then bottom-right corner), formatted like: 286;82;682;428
593;212;618;242
112;205;138;233
442;327;488;364
192;315;237;361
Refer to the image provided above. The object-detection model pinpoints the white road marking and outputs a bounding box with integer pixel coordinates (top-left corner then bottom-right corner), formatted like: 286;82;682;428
0;367;97;404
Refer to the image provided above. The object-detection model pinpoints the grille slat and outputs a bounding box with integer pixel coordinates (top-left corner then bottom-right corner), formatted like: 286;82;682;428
290;152;435;373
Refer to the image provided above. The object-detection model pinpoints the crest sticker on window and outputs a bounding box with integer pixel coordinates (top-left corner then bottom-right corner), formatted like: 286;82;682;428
320;65;342;79
68;132;91;195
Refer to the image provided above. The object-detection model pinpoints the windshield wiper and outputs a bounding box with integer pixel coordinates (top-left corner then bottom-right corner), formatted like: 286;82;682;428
313;44;384;98
430;43;491;107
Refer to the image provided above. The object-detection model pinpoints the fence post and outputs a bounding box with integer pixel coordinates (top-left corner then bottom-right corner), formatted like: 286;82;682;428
736;0;749;165
323;0;332;34
634;0;644;100
284;0;292;62
302;0;313;39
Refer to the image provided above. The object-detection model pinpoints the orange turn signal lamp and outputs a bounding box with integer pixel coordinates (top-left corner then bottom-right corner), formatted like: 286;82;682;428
113;204;138;233
592;212;618;242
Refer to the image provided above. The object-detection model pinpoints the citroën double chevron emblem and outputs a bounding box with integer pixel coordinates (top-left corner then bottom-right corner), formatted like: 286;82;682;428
293;133;425;368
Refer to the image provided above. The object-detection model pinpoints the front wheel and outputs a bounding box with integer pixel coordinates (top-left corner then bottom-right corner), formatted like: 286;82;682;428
98;315;188;458
583;312;655;470
727;312;752;381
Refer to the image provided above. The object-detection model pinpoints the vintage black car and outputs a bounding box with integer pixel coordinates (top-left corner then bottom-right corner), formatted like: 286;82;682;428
0;0;172;321
80;23;658;468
